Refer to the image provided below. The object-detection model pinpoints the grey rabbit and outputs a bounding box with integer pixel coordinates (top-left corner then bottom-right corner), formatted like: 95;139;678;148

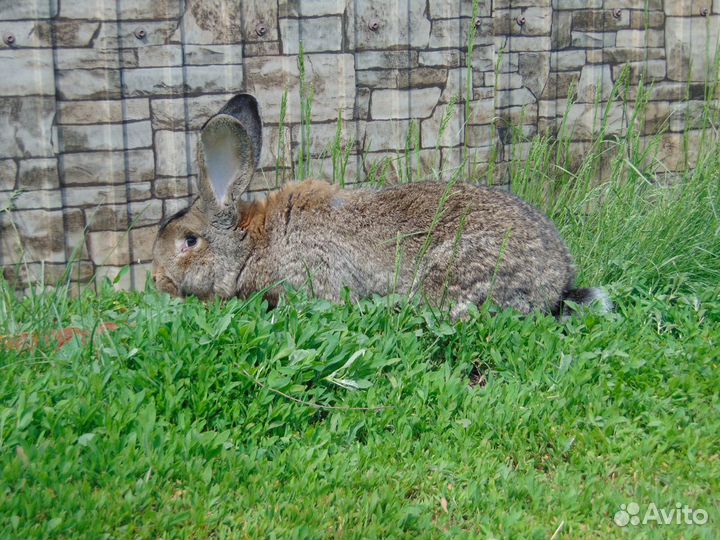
152;93;611;318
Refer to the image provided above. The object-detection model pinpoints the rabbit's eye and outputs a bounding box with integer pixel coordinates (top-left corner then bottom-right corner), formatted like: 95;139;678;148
184;235;198;249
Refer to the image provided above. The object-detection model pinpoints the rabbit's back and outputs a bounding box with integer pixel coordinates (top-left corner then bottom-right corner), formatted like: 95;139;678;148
254;180;575;314
365;182;574;314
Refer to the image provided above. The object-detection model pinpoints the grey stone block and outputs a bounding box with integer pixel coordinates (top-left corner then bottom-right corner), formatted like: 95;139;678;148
184;45;243;65
0;20;99;48
89;231;131;266
356;51;418;70
0;49;55;96
572;9;630;32
576;64;614;103
18;158;59;189
56;48;135;71
150;94;235;130
553;0;602;9
63;149;154;186
570;31;615;48
154;130;196;177
85;204;129;231
279;0;347;17
429;18;472;49
129;226;159;262
565;102;625;140
496;87;536;107
280;16;343;54
175;0;276;44
363;119;412;151
429;0;489;19
59;121;152;152
421;103;464;148
64;185;127;207
244;54;355;123
163;197;196;217
0;97;56;158
494;8;552;36
666;16;719;81
259;125;292;171
550;50;586;71
90;21;179;49
518;51;550;97
371;88;442;119
57;69;122;100
129;199;164;227
0;209;65;264
58;99;150;125
630;10;666;29
0;160;17;191
664;0;711;16
135;45;184;67
0;0;58;20
602;46;665;64
613;60;666;84
154;176;197;199
616;29;665;48
346;0;431;50
122;65;244;97
419;50;462;68
1;189;63;210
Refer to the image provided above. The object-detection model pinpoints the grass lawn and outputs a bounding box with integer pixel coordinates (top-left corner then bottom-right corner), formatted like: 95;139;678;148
1;91;719;538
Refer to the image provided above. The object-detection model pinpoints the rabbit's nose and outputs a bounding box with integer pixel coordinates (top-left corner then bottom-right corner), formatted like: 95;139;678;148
151;264;164;283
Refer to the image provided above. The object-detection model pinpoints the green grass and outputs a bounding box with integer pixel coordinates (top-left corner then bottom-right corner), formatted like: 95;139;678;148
2;80;720;538
1;276;719;538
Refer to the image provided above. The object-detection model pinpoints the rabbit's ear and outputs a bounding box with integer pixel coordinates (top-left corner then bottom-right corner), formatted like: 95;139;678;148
198;94;262;228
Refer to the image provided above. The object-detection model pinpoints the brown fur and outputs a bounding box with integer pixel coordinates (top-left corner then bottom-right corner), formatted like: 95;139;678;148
238;180;340;241
152;94;596;317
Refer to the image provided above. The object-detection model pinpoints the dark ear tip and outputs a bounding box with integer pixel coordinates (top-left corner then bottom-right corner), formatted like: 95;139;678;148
237;93;258;104
232;93;258;106
221;93;260;117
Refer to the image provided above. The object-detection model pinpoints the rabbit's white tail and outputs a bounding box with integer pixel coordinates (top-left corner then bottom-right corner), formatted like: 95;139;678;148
561;287;613;314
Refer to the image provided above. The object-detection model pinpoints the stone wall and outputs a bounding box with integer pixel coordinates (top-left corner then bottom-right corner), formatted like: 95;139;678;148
0;0;717;290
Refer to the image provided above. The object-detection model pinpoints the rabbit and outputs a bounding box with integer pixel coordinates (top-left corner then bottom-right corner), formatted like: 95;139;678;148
152;93;611;318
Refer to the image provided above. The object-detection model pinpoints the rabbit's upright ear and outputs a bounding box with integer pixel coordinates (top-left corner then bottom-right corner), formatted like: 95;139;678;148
197;94;262;228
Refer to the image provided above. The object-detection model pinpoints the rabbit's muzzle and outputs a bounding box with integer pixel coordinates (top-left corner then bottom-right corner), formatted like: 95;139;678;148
152;267;179;297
